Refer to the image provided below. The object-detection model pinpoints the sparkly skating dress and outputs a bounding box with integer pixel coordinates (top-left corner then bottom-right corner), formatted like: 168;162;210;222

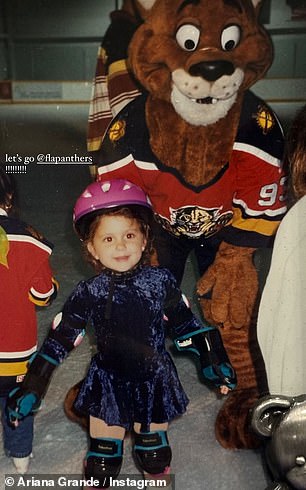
41;265;204;430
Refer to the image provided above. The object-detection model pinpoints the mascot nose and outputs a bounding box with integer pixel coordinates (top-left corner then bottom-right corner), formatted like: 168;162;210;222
189;60;235;82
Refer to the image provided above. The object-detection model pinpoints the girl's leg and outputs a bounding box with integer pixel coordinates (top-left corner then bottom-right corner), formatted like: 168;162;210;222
84;417;125;488
134;422;168;433
0;393;33;474
90;417;125;439
1;407;33;458
133;422;172;475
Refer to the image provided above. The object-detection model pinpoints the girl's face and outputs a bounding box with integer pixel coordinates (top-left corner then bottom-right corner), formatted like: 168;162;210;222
87;214;147;273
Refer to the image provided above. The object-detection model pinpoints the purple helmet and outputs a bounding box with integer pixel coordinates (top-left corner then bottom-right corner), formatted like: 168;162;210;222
73;179;152;238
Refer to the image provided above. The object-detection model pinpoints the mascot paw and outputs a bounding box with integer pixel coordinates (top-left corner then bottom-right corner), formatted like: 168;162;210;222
63;379;88;429
215;388;262;449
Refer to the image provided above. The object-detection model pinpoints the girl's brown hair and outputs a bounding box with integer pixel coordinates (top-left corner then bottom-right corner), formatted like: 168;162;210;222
286;105;306;200
83;206;153;272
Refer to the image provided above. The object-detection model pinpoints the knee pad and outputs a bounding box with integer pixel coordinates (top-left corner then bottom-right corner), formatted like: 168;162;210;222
134;430;172;475
84;437;123;488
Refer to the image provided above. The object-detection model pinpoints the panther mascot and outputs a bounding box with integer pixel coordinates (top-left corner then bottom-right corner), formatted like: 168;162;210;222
66;0;286;450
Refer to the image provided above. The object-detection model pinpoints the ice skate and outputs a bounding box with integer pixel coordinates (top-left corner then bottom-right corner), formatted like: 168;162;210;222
134;431;172;487
83;437;123;489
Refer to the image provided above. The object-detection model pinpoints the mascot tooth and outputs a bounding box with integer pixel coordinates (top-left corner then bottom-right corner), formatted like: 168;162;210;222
171;56;245;126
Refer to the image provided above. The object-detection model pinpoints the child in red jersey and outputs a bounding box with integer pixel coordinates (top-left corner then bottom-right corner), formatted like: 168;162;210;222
0;167;58;474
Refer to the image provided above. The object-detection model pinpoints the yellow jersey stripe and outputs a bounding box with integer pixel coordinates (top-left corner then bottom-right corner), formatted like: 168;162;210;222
0;360;28;376
232;207;281;236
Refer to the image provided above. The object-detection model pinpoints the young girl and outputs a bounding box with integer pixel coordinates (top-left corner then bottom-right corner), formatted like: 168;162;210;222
7;179;236;487
0;167;58;474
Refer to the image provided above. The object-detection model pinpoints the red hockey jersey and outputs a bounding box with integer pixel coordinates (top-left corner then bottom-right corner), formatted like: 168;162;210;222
0;211;57;378
97;91;286;248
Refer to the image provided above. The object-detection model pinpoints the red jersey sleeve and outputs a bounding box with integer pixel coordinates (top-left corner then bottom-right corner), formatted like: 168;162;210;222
225;144;287;247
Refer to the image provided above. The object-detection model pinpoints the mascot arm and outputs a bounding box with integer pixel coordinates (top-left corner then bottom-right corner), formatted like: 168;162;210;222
200;128;286;329
197;241;258;329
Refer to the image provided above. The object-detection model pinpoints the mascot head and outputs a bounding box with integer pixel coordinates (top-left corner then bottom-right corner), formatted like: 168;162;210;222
129;0;273;126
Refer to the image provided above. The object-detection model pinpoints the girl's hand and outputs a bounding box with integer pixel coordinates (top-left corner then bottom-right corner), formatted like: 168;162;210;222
220;385;230;395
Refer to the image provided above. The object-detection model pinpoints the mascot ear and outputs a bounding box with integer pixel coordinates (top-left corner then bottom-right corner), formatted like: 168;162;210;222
242;0;273;89
251;395;292;438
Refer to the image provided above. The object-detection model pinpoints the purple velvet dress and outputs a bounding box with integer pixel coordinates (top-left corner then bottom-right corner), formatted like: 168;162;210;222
41;265;204;430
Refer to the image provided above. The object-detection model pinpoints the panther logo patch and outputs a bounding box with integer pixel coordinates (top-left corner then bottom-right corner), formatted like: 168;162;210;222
109;119;126;142
157;205;233;239
254;106;275;135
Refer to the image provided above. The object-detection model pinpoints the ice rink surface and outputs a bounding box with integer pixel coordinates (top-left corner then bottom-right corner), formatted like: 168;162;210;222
1;101;296;489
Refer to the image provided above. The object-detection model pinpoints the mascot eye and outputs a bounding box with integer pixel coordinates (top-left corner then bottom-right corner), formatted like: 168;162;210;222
221;25;241;51
176;24;200;51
